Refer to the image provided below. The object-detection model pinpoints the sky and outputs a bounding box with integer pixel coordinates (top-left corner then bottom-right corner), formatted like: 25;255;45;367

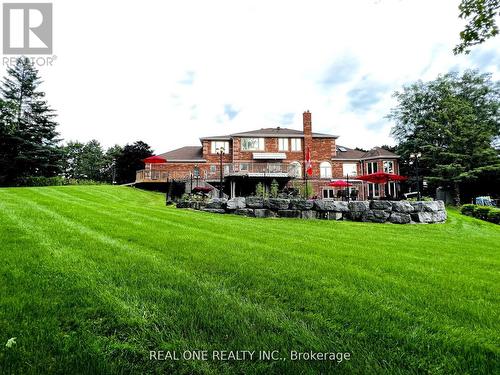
2;0;499;153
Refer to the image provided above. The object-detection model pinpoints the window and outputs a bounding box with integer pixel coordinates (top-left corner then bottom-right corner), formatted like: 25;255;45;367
211;141;229;154
241;138;264;151
278;138;288;151
383;161;394;173
387;182;397;197
322;188;335;199
289;161;301;178
210;165;216;173
239;163;249;171
320;162;332;178
366;161;378;174
291;138;302;151
368;183;380;198
343;163;357;177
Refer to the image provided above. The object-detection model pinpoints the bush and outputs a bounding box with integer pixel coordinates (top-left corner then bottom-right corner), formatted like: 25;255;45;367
15;176;104;187
461;204;476;216
486;208;500;224
474;206;491;221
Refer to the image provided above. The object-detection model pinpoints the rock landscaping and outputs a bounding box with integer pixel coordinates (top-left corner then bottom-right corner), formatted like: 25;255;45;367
177;197;447;224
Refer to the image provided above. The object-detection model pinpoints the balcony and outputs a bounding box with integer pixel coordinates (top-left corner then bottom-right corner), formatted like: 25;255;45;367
136;162;300;183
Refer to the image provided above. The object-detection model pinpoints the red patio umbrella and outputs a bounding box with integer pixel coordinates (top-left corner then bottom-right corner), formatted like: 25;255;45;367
143;155;167;164
328;180;353;187
356;172;407;184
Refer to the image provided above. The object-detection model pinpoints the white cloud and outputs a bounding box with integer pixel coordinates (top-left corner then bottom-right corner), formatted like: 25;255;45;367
2;0;499;152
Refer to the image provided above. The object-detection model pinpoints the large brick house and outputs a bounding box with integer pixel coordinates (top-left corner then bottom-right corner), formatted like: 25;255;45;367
136;111;400;199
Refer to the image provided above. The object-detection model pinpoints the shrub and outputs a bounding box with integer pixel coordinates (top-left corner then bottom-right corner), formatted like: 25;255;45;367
270;179;279;198
473;206;491;221
15;177;104;187
486;208;500;224
461;204;476;216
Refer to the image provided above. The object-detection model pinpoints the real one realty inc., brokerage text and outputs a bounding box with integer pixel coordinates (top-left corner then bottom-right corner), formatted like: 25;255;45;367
150;350;351;363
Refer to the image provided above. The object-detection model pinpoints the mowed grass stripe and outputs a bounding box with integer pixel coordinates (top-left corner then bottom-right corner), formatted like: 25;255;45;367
0;186;498;374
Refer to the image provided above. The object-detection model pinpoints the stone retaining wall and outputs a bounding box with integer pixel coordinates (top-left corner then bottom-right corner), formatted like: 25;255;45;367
176;197;447;224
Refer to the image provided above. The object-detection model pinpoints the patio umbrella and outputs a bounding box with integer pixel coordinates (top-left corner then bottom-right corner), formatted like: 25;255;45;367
356;172;407;184
328;180;353;187
143;155;167;164
357;172;408;199
328;180;353;201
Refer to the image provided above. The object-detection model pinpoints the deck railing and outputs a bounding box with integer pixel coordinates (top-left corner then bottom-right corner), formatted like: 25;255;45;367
136;162;300;183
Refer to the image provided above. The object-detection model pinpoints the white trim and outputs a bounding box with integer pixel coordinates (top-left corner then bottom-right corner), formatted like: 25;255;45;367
253;152;286;160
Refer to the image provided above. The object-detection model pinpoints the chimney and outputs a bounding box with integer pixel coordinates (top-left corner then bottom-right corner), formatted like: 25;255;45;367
303;110;312;136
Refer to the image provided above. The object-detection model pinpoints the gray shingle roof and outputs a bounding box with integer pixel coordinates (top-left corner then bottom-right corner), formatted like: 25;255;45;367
158;146;205;161
200;127;338;140
333;146;399;160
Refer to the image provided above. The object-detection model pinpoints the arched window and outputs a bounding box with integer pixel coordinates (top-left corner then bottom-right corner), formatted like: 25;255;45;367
289;161;301;178
320;162;332;179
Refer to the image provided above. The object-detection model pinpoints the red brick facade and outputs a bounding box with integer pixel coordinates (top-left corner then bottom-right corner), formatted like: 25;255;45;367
140;111;400;199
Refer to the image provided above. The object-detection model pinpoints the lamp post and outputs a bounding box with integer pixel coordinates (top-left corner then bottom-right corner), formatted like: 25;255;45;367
409;152;422;200
216;146;225;198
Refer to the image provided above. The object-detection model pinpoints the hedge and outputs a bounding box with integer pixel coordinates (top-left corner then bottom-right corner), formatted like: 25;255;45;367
14;177;105;187
461;204;500;225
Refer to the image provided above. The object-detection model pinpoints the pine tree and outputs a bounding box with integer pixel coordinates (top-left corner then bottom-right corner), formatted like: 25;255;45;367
0;57;61;184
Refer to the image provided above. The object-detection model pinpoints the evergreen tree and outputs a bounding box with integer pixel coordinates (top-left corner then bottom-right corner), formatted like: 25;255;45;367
0;57;61;184
389;70;500;204
115;141;153;184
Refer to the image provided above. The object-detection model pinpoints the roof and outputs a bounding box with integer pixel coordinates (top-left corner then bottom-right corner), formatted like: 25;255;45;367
361;147;400;160
333;145;400;161
158;146;205;162
200;127;338;140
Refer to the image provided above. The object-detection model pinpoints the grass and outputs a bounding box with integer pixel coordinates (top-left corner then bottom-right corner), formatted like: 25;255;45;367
0;186;498;374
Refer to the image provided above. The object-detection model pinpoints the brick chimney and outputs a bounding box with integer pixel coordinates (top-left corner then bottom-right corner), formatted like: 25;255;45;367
303;110;313;160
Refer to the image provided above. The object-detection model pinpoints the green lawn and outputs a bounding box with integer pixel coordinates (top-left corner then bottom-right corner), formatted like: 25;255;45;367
0;186;498;374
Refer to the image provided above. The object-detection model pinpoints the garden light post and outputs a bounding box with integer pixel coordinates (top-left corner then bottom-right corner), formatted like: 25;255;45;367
216;146;225;198
410;152;422;200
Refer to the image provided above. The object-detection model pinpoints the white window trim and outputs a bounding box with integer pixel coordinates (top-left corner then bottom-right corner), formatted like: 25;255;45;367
211;141;229;154
291;138;302;152
278;138;289;151
366;161;378;174
320;162;332;179
241;138;265;151
343;163;357;177
383;160;394;173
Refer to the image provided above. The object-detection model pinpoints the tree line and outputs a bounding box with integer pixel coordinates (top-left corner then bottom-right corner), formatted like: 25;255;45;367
0;58;153;186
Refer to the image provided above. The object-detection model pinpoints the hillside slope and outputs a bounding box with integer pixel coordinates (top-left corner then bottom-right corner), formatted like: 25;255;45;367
0;186;498;374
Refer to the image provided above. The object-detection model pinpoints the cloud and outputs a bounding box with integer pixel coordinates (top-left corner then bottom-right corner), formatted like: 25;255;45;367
347;79;389;112
280;113;294;125
318;55;360;90
178;71;195;85
469;48;500;70
365;120;389;132
223;104;239;120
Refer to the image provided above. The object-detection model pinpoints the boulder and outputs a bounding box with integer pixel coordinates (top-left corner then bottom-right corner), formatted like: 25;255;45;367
346;211;364;221
176;201;190;209
234;208;254;217
245;196;264;208
266;198;290;210
411;201;443;212
201;208;226;214
289;199;314;210
370;201;392;211
227;197;246;210
411;211;446;223
348;201;370;212
206;198;227;209
254;209;277;218
392;201;414;213
278;210;301;218
314;200;348;212
362;210;390;223
318;211;343;220
389;212;411;224
301;210;317;219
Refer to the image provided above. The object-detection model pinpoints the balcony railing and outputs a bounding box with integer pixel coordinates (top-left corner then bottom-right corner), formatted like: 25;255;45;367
136;162;301;183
